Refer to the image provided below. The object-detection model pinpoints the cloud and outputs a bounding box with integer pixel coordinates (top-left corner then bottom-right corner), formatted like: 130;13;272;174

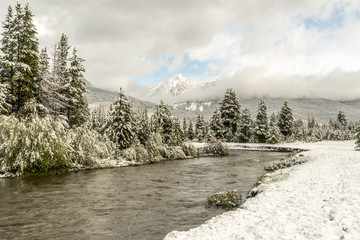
0;0;360;100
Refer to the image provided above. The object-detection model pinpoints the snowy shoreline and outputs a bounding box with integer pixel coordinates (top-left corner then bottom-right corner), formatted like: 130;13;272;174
164;141;360;240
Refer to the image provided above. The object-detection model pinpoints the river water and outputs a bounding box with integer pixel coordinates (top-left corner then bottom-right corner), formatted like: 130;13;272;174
0;150;287;240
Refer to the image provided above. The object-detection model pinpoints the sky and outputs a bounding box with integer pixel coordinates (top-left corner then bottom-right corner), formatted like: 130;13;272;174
1;0;360;101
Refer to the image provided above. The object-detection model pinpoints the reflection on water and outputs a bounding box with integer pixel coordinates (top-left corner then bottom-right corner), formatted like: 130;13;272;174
0;150;286;240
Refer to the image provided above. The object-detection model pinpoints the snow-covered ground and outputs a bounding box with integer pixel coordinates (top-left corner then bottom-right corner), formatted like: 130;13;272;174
164;141;360;240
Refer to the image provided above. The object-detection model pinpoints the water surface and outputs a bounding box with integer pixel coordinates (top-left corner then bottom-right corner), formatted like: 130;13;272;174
0;150;287;240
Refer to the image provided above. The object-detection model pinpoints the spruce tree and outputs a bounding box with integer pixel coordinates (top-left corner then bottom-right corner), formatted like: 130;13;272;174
219;88;241;138
104;88;135;149
67;48;89;127
188;119;195;140
236;108;253;143
169;116;185;146
337;111;347;127
210;108;224;140
0;3;40;113
277;100;294;139
195;114;205;141
136;108;151;145
254;99;269;143
152;101;173;144
182;117;188;140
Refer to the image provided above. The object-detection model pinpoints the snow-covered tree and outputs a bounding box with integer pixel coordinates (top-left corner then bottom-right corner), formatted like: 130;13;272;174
219;88;241;138
67;48;89;127
277;100;294;140
182;117;188;140
355;125;360;150
188;119;195;140
236;108;253;143
195;114;206;141
136;108;150;145
210;108;224;140
0;83;10;114
168;116;185;146
254;99;269;143
337;111;347;127
103;88;136;150
266;125;282;144
0;3;40;113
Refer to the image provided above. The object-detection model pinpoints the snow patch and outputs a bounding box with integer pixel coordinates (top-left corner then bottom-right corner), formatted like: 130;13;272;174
164;141;360;240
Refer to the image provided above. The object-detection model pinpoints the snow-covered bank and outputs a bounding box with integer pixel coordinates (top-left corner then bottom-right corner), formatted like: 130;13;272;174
165;141;360;240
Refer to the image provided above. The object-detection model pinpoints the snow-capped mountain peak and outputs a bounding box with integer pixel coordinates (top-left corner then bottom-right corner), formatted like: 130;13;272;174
149;74;198;96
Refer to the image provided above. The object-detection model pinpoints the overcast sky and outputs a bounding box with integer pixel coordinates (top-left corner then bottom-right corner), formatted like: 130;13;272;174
1;0;360;100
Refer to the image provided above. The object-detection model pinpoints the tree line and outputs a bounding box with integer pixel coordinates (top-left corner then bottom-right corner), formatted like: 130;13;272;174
183;88;358;144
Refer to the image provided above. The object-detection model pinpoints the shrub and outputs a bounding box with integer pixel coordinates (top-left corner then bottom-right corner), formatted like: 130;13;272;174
205;140;229;156
0;114;72;175
207;190;241;210
181;142;198;157
70;127;117;168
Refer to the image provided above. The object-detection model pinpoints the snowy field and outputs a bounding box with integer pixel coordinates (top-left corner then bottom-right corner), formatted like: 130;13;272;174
164;141;360;240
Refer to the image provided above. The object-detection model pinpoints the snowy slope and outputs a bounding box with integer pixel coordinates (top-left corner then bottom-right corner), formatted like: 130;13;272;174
164;141;360;240
149;74;198;97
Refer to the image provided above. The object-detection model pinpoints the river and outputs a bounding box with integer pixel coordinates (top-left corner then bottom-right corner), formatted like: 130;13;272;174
0;150;287;240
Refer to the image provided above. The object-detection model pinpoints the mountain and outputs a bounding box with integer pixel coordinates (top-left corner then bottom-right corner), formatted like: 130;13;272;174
85;79;360;123
85;80;155;112
148;74;198;97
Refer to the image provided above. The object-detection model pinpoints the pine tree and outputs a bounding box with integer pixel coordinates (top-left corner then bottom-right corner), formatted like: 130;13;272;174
355;124;360;150
236;108;253;143
0;3;40;113
277;100;294;139
267;125;282;144
136;108;151;145
169;116;185;146
210;108;224;140
104;88;135;149
254;99;269;143
67;48;89;127
152;101;173;144
219;88;241;138
188;119;195;140
0;83;10;114
195;114;205;141
182;117;188;140
337;111;347;127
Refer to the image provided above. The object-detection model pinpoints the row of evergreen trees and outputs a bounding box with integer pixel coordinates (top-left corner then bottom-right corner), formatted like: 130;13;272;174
0;3;89;127
183;89;358;144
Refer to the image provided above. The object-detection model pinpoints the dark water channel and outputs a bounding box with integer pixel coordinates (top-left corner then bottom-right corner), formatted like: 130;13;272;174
0;150;287;240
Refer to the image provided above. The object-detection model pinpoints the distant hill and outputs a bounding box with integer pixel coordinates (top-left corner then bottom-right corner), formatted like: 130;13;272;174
85;80;155;112
85;79;360;123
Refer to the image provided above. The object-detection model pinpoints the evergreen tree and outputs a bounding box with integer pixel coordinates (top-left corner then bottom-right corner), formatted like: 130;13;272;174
277;100;294;139
195;114;205;141
104;88;135;150
254;99;269;143
90;109;100;131
236;108;253;143
355;125;360;150
136;108;151;145
67;48;89;127
219;88;241;138
210;108;224;140
182;117;188;140
337;111;347;127
0;83;10;114
188;119;195;140
267;125;282;144
152;101;173;144
168;116;185;146
0;3;40;113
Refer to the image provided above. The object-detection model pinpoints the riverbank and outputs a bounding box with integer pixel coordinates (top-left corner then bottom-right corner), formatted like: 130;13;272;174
0;141;228;178
164;141;360;240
